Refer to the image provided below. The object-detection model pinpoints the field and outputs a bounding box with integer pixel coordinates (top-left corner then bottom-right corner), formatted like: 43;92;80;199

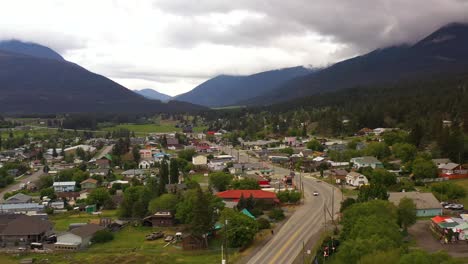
100;123;207;135
2;226;235;264
50;210;118;231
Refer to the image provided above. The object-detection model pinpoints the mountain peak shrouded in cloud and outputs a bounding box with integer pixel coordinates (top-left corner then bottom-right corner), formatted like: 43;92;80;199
134;88;173;102
1;1;467;95
0;40;64;61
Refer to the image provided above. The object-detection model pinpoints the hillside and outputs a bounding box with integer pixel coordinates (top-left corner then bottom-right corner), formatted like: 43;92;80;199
175;66;314;107
134;89;173;102
0;40;64;61
0;49;204;114
248;23;468;105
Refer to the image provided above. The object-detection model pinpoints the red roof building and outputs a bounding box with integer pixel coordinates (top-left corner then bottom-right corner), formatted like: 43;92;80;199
431;215;450;224
216;190;279;203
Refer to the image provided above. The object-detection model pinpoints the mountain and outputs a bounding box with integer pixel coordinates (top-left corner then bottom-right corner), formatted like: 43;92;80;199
175;66;314;107
0;46;204;114
248;23;468;105
134;89;173;102
0;40;64;61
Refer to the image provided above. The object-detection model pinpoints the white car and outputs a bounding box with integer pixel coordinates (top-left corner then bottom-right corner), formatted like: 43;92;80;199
313;191;319;196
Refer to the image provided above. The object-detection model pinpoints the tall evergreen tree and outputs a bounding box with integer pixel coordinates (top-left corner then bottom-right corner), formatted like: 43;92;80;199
160;158;169;185
191;187;213;238
169;158;179;184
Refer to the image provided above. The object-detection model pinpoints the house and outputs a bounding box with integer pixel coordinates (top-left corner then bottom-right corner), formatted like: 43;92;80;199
89;168;108;177
122;169;146;178
56;192;80;204
438;163;468;179
0;203;45;214
143;211;175;227
182;234;207;250
216;190;279;205
53;181;76;192
346;172;369;187
439;163;462;175
64;145;96;155
55;224;106;251
192;155;208;166
432;158;452;168
350;156;383;169
0;214;53;246
4;193;32;204
330;169;348;184
139;160;153;169
388;192;443;217
139;149;153;159
167;138;179;146
95;159;110;169
80;178;98;190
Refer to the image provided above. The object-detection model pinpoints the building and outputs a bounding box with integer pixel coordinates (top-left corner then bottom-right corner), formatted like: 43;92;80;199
346;172;369;187
0;214;53;247
388;192;443;217
350;156;384;169
139;149;153;159
4;193;32;204
216;190;279;205
55;224;106;251
192;155;208;166
143;211;175;227
0;203;45;214
330;169;348;184
80;178;98;190
53;181;76;192
139;159;154;169
95;158;110;169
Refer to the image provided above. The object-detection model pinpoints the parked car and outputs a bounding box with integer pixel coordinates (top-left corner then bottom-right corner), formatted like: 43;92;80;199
164;235;174;242
44;235;57;244
146;231;164;241
444;203;464;210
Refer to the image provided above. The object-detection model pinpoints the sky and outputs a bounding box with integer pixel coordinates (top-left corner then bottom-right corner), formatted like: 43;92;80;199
1;0;468;96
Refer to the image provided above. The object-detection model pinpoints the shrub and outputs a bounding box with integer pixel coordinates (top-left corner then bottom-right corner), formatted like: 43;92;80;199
268;208;285;221
91;230;114;244
257;218;271;229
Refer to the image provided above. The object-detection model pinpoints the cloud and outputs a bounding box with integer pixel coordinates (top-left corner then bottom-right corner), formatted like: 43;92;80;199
1;0;468;95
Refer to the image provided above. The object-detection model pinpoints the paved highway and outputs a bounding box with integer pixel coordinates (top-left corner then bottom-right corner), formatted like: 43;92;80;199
0;168;44;202
221;146;341;264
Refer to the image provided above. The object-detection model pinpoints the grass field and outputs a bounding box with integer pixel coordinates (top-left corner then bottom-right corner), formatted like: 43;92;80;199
3;226;236;264
51;210;118;231
100;123;207;135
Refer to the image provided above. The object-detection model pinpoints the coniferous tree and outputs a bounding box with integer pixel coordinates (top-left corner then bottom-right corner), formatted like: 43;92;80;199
169;158;179;184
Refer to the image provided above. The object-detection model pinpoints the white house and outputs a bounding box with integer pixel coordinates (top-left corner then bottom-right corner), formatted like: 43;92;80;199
53;182;76;192
346;172;369;187
350;156;384;169
55;224;105;251
139;160;153;169
192;155;208;166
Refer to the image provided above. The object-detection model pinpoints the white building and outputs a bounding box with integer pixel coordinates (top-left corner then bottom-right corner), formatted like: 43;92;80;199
53;182;76;192
139;160;153;169
192;155;208;166
55;224;105;251
346;172;369;187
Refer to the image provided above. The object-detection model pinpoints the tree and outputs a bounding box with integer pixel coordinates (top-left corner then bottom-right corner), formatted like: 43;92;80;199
209;172;233;191
91;230;114;244
52;147;58;158
306;139;324;151
191;187;214;236
357;184;389;202
371;168;397;187
392;143;417;163
363;142;390;160
397;197;417;230
411;157;437;179
169;158;179;184
87;188;111;209
431;182;467;201
340;197;356;213
178;149;196;162
40;187;56;200
160;158;169;186
132;147;141;163
231;178;260;190
148;193;178;213
237;194;247;210
220;208;259;248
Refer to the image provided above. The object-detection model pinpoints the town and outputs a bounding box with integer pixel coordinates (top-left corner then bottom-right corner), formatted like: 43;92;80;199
0;115;466;263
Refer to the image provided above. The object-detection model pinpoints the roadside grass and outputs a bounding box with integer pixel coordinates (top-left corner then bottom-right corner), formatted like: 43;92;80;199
10;226;229;264
50;210;118;231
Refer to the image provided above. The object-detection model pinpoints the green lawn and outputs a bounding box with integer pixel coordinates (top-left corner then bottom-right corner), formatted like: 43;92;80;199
6;226;234;264
452;179;468;207
51;210;118;231
100;123;207;135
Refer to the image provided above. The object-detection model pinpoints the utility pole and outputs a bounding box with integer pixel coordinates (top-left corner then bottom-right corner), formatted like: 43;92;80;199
225;219;229;264
302;240;306;264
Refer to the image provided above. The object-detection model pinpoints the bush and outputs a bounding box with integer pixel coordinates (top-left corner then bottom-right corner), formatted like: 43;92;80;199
91;230;114;244
257;218;271;229
250;208;263;217
268;208;285;221
288;191;301;203
431;182;466;201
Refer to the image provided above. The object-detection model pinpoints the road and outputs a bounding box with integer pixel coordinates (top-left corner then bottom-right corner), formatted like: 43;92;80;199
94;144;114;159
0;168;44;202
221;146;341;264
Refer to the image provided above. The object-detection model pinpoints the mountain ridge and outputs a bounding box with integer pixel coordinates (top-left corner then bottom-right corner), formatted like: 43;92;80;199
134;89;173;102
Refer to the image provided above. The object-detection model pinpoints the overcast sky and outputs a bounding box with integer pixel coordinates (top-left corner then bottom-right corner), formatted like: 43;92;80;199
1;0;468;96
